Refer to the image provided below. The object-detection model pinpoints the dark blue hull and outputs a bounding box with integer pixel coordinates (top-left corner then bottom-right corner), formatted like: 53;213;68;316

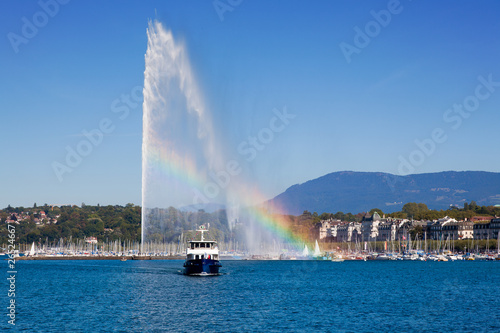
183;259;221;275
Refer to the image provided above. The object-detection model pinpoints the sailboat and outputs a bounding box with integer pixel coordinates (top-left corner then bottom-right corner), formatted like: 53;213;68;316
26;242;36;257
302;244;309;257
313;240;325;259
496;231;500;260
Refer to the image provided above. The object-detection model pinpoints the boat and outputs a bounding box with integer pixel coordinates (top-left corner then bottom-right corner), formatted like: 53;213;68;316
375;254;391;261
331;254;344;262
183;225;222;276
25;242;36;257
446;254;458;261
120;257;127;262
436;255;449;261
313;240;322;257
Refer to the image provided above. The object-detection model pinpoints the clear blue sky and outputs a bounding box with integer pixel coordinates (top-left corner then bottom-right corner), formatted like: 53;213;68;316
1;0;499;208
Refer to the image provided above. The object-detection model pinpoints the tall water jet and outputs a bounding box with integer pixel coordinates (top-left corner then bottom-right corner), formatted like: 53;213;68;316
141;20;306;257
141;20;226;252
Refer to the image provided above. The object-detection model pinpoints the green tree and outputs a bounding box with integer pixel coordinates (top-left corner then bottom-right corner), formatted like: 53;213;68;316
369;208;383;216
402;203;428;219
319;212;332;220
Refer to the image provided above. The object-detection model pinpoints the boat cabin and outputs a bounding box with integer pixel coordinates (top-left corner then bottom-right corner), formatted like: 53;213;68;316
186;241;219;260
189;241;217;250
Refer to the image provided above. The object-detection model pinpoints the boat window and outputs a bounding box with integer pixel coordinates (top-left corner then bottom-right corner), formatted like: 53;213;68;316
191;243;194;249
200;243;205;248
195;255;199;260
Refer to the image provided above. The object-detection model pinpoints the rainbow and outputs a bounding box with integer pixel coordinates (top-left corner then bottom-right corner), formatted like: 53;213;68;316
232;186;308;250
147;144;310;251
145;136;208;192
246;207;307;250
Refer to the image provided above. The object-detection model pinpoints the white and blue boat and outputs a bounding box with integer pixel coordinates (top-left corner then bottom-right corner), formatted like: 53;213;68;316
183;225;221;276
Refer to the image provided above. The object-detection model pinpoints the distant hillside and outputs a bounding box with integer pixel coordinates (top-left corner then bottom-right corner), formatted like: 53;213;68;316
179;203;226;213
268;171;500;215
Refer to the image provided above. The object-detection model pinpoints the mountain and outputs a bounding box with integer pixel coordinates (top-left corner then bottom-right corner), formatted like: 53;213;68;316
267;171;500;215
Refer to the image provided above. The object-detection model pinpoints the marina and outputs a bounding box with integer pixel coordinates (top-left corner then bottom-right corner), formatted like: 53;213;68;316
12;238;500;262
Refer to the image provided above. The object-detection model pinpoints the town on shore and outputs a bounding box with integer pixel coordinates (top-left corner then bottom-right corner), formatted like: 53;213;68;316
2;202;500;261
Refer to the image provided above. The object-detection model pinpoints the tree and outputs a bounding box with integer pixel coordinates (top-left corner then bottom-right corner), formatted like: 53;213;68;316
389;211;407;219
319;212;332;220
402;203;428;219
369;208;383;216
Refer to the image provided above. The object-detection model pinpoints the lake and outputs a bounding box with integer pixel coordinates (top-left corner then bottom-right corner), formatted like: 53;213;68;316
7;259;500;332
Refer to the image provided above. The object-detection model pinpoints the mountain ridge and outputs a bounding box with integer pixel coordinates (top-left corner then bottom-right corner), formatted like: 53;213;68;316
267;171;500;215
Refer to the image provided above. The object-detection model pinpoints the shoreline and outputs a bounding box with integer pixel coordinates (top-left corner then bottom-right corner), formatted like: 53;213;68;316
15;255;184;261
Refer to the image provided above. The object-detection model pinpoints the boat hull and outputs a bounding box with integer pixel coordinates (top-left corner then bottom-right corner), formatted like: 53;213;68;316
183;259;221;276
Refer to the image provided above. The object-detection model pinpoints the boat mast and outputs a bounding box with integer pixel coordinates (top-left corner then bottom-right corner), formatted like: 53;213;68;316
497;231;500;254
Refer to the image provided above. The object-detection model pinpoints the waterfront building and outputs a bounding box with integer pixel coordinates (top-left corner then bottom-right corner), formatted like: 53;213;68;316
361;212;386;241
396;220;412;240
316;218;342;240
318;214;496;245
336;222;362;243
473;218;499;240
490;218;500;239
377;222;398;242
441;221;474;240
429;216;457;240
474;222;491;240
374;218;419;243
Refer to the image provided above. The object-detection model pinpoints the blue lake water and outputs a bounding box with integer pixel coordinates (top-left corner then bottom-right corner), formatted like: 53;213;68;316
6;260;500;332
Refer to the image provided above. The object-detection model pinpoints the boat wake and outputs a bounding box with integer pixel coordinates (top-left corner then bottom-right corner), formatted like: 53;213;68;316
183;272;222;277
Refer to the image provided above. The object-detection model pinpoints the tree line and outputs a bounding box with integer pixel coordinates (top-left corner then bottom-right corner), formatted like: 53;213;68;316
1;201;498;246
